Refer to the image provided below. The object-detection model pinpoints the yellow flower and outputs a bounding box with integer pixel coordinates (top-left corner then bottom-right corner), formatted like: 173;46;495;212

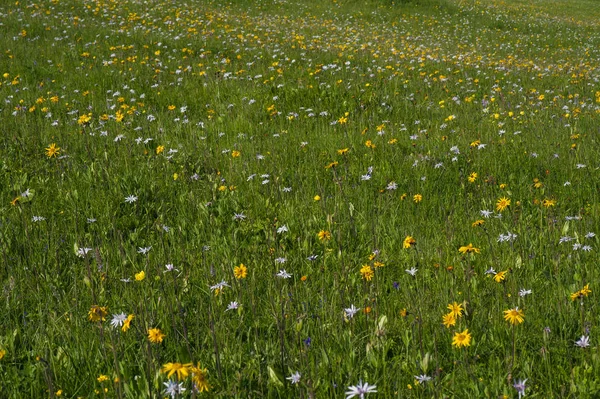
97;375;109;383
156;145;165;155
148;328;165;343
494;270;508;283
45;143;60;158
325;161;338;169
313;195;321;201
0;349;6;360
88;305;108;322
468;172;477;183
135;271;146;281
337;148;349;155
472;220;484;227
447;302;463;318
542;199;556;208
365;139;376;149
167;105;176;110
161;362;193;380
231;150;241;158
190;363;210;392
360;265;374;281
503;307;525;325
373;261;385;268
318;230;331;241
413;194;422;203
496;197;511;212
77;113;92;125
234;264;248;279
571;284;592;301
442;313;456;328
122;314;134;332
403;235;416;249
452;329;472;348
55;390;63;397
458;243;480;254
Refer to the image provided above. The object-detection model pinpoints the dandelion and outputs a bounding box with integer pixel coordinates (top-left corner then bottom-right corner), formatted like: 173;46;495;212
234;264;248;279
403;235;416;248
45;143;60;158
504;307;525;325
345;380;377;398
148;328;166;343
452;329;472;348
162;362;193;380
496;197;511;212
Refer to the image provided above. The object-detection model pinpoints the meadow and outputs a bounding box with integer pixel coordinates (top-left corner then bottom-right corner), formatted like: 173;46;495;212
1;0;600;397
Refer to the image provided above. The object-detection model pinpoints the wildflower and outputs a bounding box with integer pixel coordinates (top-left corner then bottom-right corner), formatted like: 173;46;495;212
494;270;508;283
124;195;138;203
442;313;456;328
472;220;484;227
447;302;463;318
452;329;472;348
210;281;230;294
156;145;165;154
415;374;432;384
325;161;339;169
513;379;527;399
88;305;108;322
110;313;127;328
571;284;591;301
405;267;418;276
496;197;511;212
458;243;480;254
231;150;241;158
148;328;166;343
277;225;289;234
337;148;349;155
287;371;301;385
403;235;416;249
163;380;186;398
318;230;332;241
413;194;423;203
503;307;525;325
345;380;377;398
134;271;146;281
542;199;556;208
314;195;321;201
122;314;134;332
468;172;477;183
97;375;109;383
575;335;590;348
0;350;5;360
184;363;210;392
360;265;374;281
226;301;239;311
519;289;532;297
45;143;60;158
365;140;376;149
161;362;192;380
234;264;248;279
344;305;360;319
276;269;292;279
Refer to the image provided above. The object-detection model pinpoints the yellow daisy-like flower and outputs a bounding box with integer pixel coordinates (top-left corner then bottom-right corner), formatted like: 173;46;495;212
496;197;511;212
337;148;349;155
447;302;464;318
542;199;556;208
458;243;480;254
494;270;508;283
442;313;456;328
156;145;165;155
122;314;134;332
452;329;472;348
318;230;332;241
325;161;339;169
148;328;166;343
472;219;484;227
161;362;193;380
468;172;477;183
413;194;423;203
45;143;60;158
403;235;416;249
190;363;210;392
503;307;525;325
231;150;241;158
134;271;145;281
360;265;374;281
87;305;108;322
234;264;247;279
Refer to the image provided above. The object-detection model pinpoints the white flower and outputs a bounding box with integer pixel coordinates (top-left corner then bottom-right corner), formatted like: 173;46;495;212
163;380;186;398
124;195;138;203
480;209;493;218
386;182;397;190
519;289;532;297
276;269;292;279
345;380;377;399
405;267;418;276
210;281;230;291
137;246;152;254
575;335;590;348
226;301;239;311
277;225;289;234
275;257;287;264
32;216;46;222
77;247;93;258
286;371;301;385
585;232;596;239
415;374;432;384
233;213;247;221
344;304;360;319
110;313;127;328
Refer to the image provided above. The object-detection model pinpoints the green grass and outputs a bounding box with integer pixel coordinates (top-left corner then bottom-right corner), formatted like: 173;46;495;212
1;0;600;397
